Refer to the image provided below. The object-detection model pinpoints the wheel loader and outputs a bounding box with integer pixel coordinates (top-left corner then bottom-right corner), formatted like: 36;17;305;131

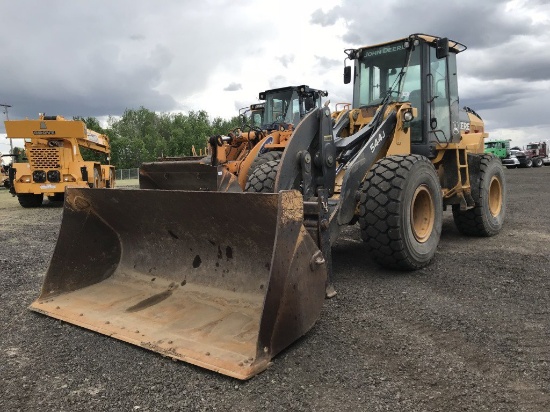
139;85;328;192
30;34;506;380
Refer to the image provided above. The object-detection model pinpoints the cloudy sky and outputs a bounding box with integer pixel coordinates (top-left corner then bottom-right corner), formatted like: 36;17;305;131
1;0;549;156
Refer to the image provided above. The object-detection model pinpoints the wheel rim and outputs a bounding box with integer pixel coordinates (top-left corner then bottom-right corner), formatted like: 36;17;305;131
410;184;435;243
488;176;503;217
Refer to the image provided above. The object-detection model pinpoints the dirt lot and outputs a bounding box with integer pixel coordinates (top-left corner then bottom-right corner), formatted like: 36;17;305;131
1;169;549;412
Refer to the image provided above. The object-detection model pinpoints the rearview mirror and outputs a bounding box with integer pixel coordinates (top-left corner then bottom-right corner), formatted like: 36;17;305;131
436;37;449;59
344;66;351;84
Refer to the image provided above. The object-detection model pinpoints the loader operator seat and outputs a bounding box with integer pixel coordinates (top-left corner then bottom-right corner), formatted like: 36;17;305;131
408;89;423;143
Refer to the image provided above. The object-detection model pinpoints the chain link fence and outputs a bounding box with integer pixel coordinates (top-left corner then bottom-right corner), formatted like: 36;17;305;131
115;168;139;180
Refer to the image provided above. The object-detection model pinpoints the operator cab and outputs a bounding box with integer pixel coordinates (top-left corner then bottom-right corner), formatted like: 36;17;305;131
239;103;265;128
344;34;467;158
259;85;328;130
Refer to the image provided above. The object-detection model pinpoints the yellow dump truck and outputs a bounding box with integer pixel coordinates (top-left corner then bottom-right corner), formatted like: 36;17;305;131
4;114;115;207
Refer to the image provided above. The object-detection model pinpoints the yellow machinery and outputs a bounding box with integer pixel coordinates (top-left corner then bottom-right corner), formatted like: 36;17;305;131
140;85;328;191
4;114;115;207
29;34;505;379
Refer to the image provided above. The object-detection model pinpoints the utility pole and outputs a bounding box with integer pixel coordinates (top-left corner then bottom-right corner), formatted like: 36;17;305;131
0;103;12;154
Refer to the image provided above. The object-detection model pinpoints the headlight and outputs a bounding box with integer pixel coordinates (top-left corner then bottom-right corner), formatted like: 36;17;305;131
63;174;76;182
403;110;414;122
47;170;61;183
20;175;31;183
32;170;46;183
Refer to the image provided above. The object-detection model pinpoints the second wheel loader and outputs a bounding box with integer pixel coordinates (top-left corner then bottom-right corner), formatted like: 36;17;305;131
29;34;505;380
140;85;328;192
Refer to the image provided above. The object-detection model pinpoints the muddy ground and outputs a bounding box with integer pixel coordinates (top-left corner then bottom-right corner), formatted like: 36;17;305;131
1;169;549;412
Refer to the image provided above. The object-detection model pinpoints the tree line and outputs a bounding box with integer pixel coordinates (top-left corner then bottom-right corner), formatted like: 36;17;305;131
75;107;242;169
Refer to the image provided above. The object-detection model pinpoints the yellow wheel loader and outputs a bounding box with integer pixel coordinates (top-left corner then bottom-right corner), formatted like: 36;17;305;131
140;85;328;191
30;34;505;380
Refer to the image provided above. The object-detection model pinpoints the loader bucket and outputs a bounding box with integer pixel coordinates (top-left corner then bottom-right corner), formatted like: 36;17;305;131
30;188;327;379
139;161;242;192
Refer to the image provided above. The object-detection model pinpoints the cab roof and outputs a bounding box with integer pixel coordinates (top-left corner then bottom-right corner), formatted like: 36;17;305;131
357;33;467;54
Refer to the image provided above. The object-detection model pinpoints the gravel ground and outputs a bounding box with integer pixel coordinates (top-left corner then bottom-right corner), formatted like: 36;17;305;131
1;168;549;412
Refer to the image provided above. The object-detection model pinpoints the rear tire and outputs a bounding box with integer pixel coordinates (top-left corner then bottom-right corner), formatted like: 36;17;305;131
452;154;505;236
358;155;443;270
18;194;44;208
533;157;543;167
245;159;280;193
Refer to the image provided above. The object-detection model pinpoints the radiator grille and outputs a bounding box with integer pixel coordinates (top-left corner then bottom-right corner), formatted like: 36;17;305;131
28;147;61;169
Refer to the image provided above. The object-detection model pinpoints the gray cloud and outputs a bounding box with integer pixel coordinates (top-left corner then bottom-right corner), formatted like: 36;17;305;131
224;83;242;92
462;44;550;82
315;55;340;70
0;0;267;132
1;0;548;149
309;0;550;145
311;0;534;48
278;55;295;68
267;76;290;89
310;6;342;26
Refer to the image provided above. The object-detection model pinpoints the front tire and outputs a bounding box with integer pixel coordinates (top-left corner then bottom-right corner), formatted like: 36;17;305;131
245;159;280;193
18;193;44;208
358;155;443;270
246;151;282;180
452;154;506;236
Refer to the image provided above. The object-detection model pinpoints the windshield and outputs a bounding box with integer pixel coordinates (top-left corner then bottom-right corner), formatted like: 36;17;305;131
526;144;538;150
248;109;263;127
354;41;421;108
264;89;300;125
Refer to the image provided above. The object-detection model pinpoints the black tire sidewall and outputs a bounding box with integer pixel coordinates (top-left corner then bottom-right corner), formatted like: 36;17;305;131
359;155;443;270
245;159;280;193
479;157;506;234
247;151;282;179
18;193;44;207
